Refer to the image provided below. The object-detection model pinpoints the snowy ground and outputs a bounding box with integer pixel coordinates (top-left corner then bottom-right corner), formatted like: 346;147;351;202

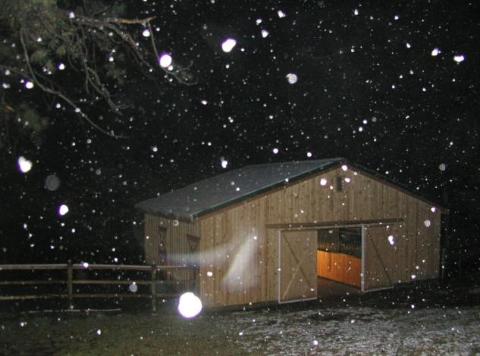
229;305;480;355
1;286;480;355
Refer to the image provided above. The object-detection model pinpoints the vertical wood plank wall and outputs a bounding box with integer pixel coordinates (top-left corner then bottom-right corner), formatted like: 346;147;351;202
144;215;200;281
279;230;317;302
146;166;442;307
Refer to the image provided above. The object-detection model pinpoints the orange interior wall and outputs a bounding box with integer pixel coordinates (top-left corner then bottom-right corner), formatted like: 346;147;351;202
317;251;361;288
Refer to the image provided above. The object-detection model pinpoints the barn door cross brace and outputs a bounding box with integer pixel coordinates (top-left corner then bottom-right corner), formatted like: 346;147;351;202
281;238;311;301
370;239;393;285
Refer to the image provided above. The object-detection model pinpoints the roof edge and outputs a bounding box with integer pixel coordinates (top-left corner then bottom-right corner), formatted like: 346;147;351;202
135;157;448;220
193;158;346;219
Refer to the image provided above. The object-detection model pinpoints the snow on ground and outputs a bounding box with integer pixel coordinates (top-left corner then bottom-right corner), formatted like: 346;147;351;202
228;306;480;355
1;292;480;355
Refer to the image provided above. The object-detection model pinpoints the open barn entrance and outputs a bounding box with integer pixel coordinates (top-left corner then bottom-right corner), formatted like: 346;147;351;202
316;227;362;290
278;223;399;303
277;227;362;304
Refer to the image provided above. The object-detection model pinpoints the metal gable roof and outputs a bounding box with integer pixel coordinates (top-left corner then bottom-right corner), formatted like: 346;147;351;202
136;157;447;221
135;158;344;220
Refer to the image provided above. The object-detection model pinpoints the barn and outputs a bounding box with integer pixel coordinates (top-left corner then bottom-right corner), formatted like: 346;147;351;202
135;158;446;308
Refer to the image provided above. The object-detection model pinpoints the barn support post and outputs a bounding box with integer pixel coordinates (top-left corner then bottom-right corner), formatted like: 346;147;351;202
151;264;157;312
67;260;73;309
361;225;366;292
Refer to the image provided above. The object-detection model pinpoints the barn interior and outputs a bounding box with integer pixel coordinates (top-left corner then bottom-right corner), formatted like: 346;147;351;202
316;227;362;290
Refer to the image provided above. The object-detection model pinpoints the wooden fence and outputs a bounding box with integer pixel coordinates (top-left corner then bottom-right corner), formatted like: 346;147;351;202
0;263;198;312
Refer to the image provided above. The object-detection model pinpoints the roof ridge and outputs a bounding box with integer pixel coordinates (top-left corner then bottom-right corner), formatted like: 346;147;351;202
241;157;345;169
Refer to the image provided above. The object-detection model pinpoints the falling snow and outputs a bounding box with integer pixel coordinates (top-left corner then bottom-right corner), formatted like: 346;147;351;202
17;156;32;173
177;292;203;318
0;2;479;352
221;38;237;53
286;73;298;84
58;204;69;216
158;53;172;68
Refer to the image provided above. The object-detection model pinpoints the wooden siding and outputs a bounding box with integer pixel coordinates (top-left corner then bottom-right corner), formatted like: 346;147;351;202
145;166;442;307
364;224;404;289
144;214;200;282
317;251;361;288
279;231;317;302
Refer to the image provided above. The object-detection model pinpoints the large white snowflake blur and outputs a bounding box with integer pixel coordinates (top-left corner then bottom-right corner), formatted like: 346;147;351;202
159;53;173;68
286;73;298;84
177;292;202;318
453;54;465;63
221;38;237;53
17;156;32;173
58;204;69;216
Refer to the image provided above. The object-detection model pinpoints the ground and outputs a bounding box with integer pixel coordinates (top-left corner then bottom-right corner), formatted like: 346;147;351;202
1;283;480;355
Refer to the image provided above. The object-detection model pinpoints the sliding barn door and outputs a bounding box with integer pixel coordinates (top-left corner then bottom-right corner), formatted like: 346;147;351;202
364;225;403;290
279;230;317;303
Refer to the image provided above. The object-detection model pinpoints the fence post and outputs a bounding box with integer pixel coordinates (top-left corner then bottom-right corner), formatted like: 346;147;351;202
67;260;73;309
151;264;157;313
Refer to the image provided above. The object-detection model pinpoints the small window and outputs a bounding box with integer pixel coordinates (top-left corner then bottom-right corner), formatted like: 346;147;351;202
157;227;167;265
187;234;200;253
335;176;344;192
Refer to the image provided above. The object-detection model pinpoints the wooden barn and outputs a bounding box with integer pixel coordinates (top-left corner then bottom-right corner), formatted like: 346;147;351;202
136;158;446;308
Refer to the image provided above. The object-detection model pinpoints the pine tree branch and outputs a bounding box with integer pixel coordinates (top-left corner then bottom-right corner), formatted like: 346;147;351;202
19;28;125;139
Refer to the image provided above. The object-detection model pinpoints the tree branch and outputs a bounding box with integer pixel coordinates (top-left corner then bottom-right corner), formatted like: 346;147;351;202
105;16;156;25
19;28;125;139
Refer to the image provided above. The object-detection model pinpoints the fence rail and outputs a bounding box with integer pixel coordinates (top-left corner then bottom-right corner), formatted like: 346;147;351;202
0;263;198;312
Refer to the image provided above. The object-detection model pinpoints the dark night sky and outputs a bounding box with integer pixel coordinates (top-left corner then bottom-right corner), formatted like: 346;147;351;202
1;0;479;266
